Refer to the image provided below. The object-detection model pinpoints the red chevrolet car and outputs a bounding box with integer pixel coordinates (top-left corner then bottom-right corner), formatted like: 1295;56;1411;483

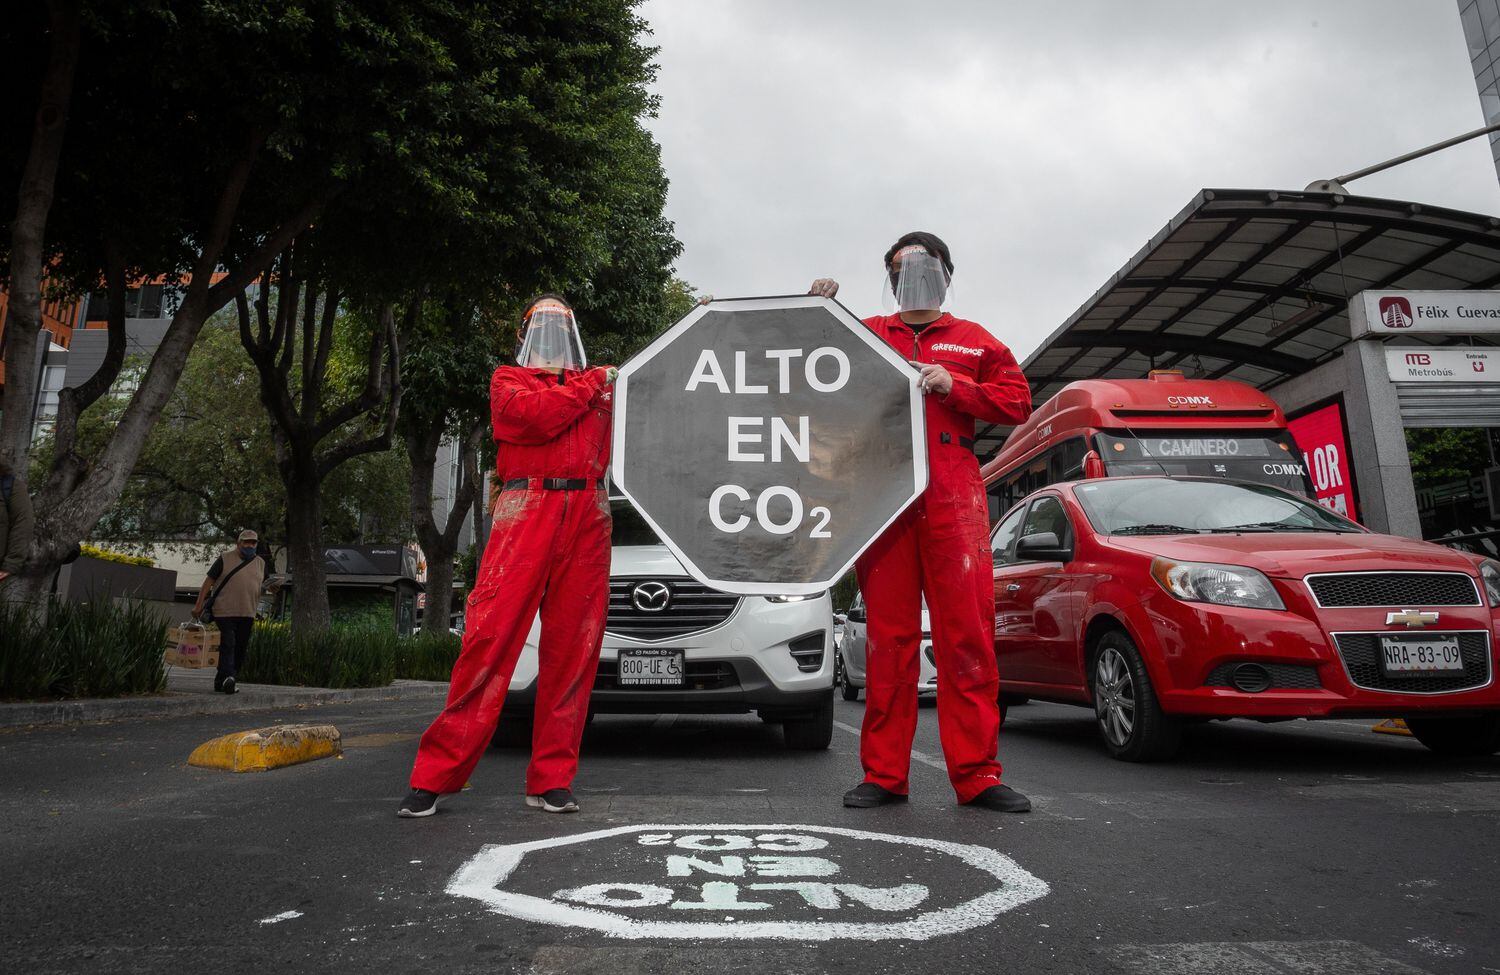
992;476;1500;761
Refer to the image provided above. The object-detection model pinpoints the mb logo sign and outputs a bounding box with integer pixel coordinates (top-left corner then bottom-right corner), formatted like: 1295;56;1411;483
446;824;1049;941
612;296;927;595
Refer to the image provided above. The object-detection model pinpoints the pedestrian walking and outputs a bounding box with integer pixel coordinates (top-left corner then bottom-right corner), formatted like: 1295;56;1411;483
192;529;268;694
401;295;618;818
808;231;1035;812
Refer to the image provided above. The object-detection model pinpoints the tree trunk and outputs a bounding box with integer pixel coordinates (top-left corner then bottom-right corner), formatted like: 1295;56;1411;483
285;470;331;635
406;419;481;634
0;1;79;476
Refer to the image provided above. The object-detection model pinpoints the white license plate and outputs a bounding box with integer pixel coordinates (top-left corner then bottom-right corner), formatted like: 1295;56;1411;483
617;649;685;687
1379;635;1464;675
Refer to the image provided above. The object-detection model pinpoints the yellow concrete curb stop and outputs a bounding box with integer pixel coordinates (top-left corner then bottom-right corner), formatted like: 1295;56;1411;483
1372;718;1412;737
188;724;343;772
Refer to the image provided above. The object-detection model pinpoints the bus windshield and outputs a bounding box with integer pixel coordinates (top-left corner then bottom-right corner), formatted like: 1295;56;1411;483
1095;431;1314;497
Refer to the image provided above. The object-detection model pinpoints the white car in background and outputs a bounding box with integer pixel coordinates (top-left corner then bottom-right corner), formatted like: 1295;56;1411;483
500;498;836;749
837;592;937;702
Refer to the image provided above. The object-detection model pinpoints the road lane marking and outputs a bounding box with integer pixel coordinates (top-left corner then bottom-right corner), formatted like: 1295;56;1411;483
833;720;945;770
257;910;304;925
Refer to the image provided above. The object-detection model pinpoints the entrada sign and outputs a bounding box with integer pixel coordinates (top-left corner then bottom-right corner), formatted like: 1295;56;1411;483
1352;289;1500;337
447;823;1048;941
1384;347;1500;383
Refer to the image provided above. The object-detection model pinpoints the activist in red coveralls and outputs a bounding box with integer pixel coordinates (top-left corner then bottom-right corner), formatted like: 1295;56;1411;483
809;232;1034;812
400;295;617;818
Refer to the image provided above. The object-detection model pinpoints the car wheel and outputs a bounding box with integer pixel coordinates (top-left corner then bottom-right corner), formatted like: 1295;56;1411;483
491;712;531;749
841;681;861;702
1405;713;1500;756
783;693;835;750
1091;629;1180;762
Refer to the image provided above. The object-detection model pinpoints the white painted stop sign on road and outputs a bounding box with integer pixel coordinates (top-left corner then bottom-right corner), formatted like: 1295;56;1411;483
612;296;927;596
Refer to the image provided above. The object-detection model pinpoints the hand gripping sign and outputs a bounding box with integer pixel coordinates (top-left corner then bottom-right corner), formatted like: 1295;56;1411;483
612;296;927;595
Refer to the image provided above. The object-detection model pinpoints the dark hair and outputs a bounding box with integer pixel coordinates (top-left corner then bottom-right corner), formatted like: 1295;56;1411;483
884;231;953;274
522;292;573;322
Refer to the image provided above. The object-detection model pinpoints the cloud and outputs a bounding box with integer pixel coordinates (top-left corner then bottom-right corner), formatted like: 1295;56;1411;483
640;0;1500;360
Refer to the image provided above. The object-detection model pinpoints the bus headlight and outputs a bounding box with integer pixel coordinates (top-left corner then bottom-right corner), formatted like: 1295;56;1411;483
1150;557;1285;611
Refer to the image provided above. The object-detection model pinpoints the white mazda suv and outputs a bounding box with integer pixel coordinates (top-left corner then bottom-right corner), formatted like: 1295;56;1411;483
499;497;836;749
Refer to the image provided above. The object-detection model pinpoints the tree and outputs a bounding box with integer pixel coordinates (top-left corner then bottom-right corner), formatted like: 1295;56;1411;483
237;255;404;635
0;2;547;607
51;317;410;559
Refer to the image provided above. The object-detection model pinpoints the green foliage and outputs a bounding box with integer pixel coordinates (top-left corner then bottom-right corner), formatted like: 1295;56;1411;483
395;630;462;682
0;599;166;700
241;620;396;689
78;544;154;568
1406;428;1493;487
329;590;394;630
74;319;411;551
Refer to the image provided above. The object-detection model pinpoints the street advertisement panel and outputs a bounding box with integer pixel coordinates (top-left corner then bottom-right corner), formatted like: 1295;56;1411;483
1287;401;1357;519
612;296;926;595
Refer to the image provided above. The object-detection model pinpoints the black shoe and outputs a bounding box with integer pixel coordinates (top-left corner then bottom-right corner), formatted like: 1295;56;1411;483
221;676;236;695
842;782;908;808
397;788;441;818
525;788;579;813
213;676;225;692
964;783;1032;813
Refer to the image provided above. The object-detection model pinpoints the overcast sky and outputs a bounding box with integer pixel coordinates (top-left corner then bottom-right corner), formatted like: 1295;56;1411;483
637;0;1500;361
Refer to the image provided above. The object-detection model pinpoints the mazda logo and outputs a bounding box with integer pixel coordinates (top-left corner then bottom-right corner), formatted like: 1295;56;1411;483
631;581;672;613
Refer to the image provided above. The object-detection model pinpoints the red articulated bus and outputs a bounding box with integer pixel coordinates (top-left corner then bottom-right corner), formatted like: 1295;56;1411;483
980;371;1316;521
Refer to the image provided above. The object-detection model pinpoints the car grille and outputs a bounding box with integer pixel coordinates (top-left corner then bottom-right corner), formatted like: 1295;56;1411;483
1307;572;1480;608
595;660;739;691
606;578;740;641
1204;662;1322;689
1332;632;1491;694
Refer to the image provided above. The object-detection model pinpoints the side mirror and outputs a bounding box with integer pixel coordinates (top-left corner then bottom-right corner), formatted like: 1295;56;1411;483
1082;449;1106;479
847;608;866;623
1015;531;1071;563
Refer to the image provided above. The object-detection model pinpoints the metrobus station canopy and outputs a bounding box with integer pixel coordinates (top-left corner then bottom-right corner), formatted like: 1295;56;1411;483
973;188;1500;459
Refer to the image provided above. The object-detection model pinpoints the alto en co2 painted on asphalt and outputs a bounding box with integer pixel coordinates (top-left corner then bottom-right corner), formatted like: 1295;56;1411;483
446;823;1048;941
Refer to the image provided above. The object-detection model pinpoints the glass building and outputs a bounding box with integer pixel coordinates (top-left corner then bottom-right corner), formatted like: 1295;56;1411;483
1459;0;1500;180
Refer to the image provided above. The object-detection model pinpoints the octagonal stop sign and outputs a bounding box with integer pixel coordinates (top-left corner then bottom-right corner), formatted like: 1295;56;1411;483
612;295;926;595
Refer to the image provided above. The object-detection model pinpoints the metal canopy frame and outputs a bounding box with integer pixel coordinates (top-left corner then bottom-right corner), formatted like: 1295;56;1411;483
972;188;1500;460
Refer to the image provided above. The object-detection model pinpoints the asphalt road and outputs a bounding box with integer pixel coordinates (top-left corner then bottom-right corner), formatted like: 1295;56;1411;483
3;695;1498;975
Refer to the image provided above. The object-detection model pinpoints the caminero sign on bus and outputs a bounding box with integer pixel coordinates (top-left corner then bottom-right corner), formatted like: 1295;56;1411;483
612;296;927;596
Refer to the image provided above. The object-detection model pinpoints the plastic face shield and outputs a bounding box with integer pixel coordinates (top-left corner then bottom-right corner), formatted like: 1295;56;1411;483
884;244;950;314
517;299;586;371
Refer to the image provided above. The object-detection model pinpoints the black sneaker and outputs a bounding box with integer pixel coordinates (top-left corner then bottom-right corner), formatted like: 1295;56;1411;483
397;788;441;818
525;788;579;813
842;782;908;808
221;676;236;695
964;783;1032;813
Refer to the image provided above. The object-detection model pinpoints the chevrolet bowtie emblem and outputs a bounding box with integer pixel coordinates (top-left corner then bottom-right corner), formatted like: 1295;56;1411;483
1386;609;1440;629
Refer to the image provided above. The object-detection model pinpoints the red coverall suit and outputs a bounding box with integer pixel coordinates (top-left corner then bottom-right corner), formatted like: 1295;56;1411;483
410;364;614;797
856;313;1032;802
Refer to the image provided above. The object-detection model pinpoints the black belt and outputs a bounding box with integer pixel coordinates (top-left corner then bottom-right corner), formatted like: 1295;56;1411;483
939;433;976;450
501;477;598;492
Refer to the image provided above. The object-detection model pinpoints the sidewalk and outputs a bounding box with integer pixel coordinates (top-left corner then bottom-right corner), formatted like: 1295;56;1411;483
0;666;449;730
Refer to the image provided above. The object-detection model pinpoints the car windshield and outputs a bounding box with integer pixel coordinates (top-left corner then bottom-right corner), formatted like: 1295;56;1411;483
610;499;663;546
1073;478;1361;536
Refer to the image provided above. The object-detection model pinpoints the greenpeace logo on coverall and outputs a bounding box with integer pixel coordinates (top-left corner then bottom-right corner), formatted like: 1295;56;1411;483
447;824;1048;940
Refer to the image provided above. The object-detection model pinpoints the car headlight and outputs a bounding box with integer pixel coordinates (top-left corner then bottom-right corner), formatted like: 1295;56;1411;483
1150;557;1285;610
1480;560;1500;606
765;592;823;603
